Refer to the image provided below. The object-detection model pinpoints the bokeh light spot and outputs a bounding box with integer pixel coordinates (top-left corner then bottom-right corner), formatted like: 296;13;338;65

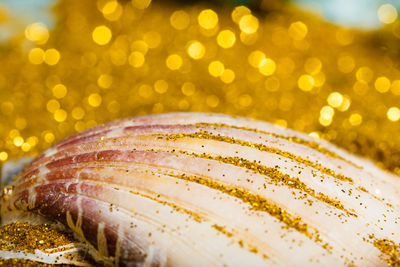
166;54;183;70
231;6;251;24
220;69;235;84
239;15;259;34
97;74;113;89
92;25;112;45
208;60;225;77
298;75;315;91
248;50;265;68
88;93;102;107
28;48;45;65
259;58;276;76
187;41;205;59
378;4;398;24
131;0;152;9
25;22;49;44
374;76;391;93
288;21;308;40
387;107;400;121
349;113;363;126
44;49;60;65
52;84;67;99
217;30;236;48
170;10;190;30
129;51;145;68
327;92;344;108
54;109;67;122
198;9;218;30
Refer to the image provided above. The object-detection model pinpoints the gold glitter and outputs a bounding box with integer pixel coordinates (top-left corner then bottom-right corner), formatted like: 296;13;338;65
0;0;398;176
167;171;328;247
371;236;400;266
212;224;261;255
128;189;203;222
166;144;356;217
0;222;75;254
0;4;399;263
194;122;358;168
0;258;67;266
212;224;233;238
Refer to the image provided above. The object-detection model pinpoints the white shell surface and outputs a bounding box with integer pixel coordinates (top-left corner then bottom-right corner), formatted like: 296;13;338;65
1;112;400;266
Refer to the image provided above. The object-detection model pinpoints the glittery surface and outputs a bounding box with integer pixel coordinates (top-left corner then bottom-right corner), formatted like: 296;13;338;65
0;0;399;175
1;0;400;265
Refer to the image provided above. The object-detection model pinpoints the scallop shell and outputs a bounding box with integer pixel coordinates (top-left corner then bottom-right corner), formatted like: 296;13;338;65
1;112;400;266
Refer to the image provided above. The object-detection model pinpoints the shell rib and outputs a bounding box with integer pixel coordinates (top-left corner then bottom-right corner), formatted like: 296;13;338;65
1;112;400;266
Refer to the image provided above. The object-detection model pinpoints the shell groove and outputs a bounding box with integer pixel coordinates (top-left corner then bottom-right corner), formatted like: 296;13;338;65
1;112;400;266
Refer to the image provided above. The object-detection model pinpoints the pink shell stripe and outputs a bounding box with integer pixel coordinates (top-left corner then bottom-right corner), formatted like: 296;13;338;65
2;112;400;266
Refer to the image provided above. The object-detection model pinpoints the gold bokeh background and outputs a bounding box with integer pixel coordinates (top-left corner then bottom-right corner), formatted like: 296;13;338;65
0;0;399;175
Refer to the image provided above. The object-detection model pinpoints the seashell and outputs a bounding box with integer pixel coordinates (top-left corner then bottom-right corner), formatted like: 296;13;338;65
1;112;400;266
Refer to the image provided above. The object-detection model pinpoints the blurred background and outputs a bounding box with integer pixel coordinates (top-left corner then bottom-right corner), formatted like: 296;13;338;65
0;0;399;175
